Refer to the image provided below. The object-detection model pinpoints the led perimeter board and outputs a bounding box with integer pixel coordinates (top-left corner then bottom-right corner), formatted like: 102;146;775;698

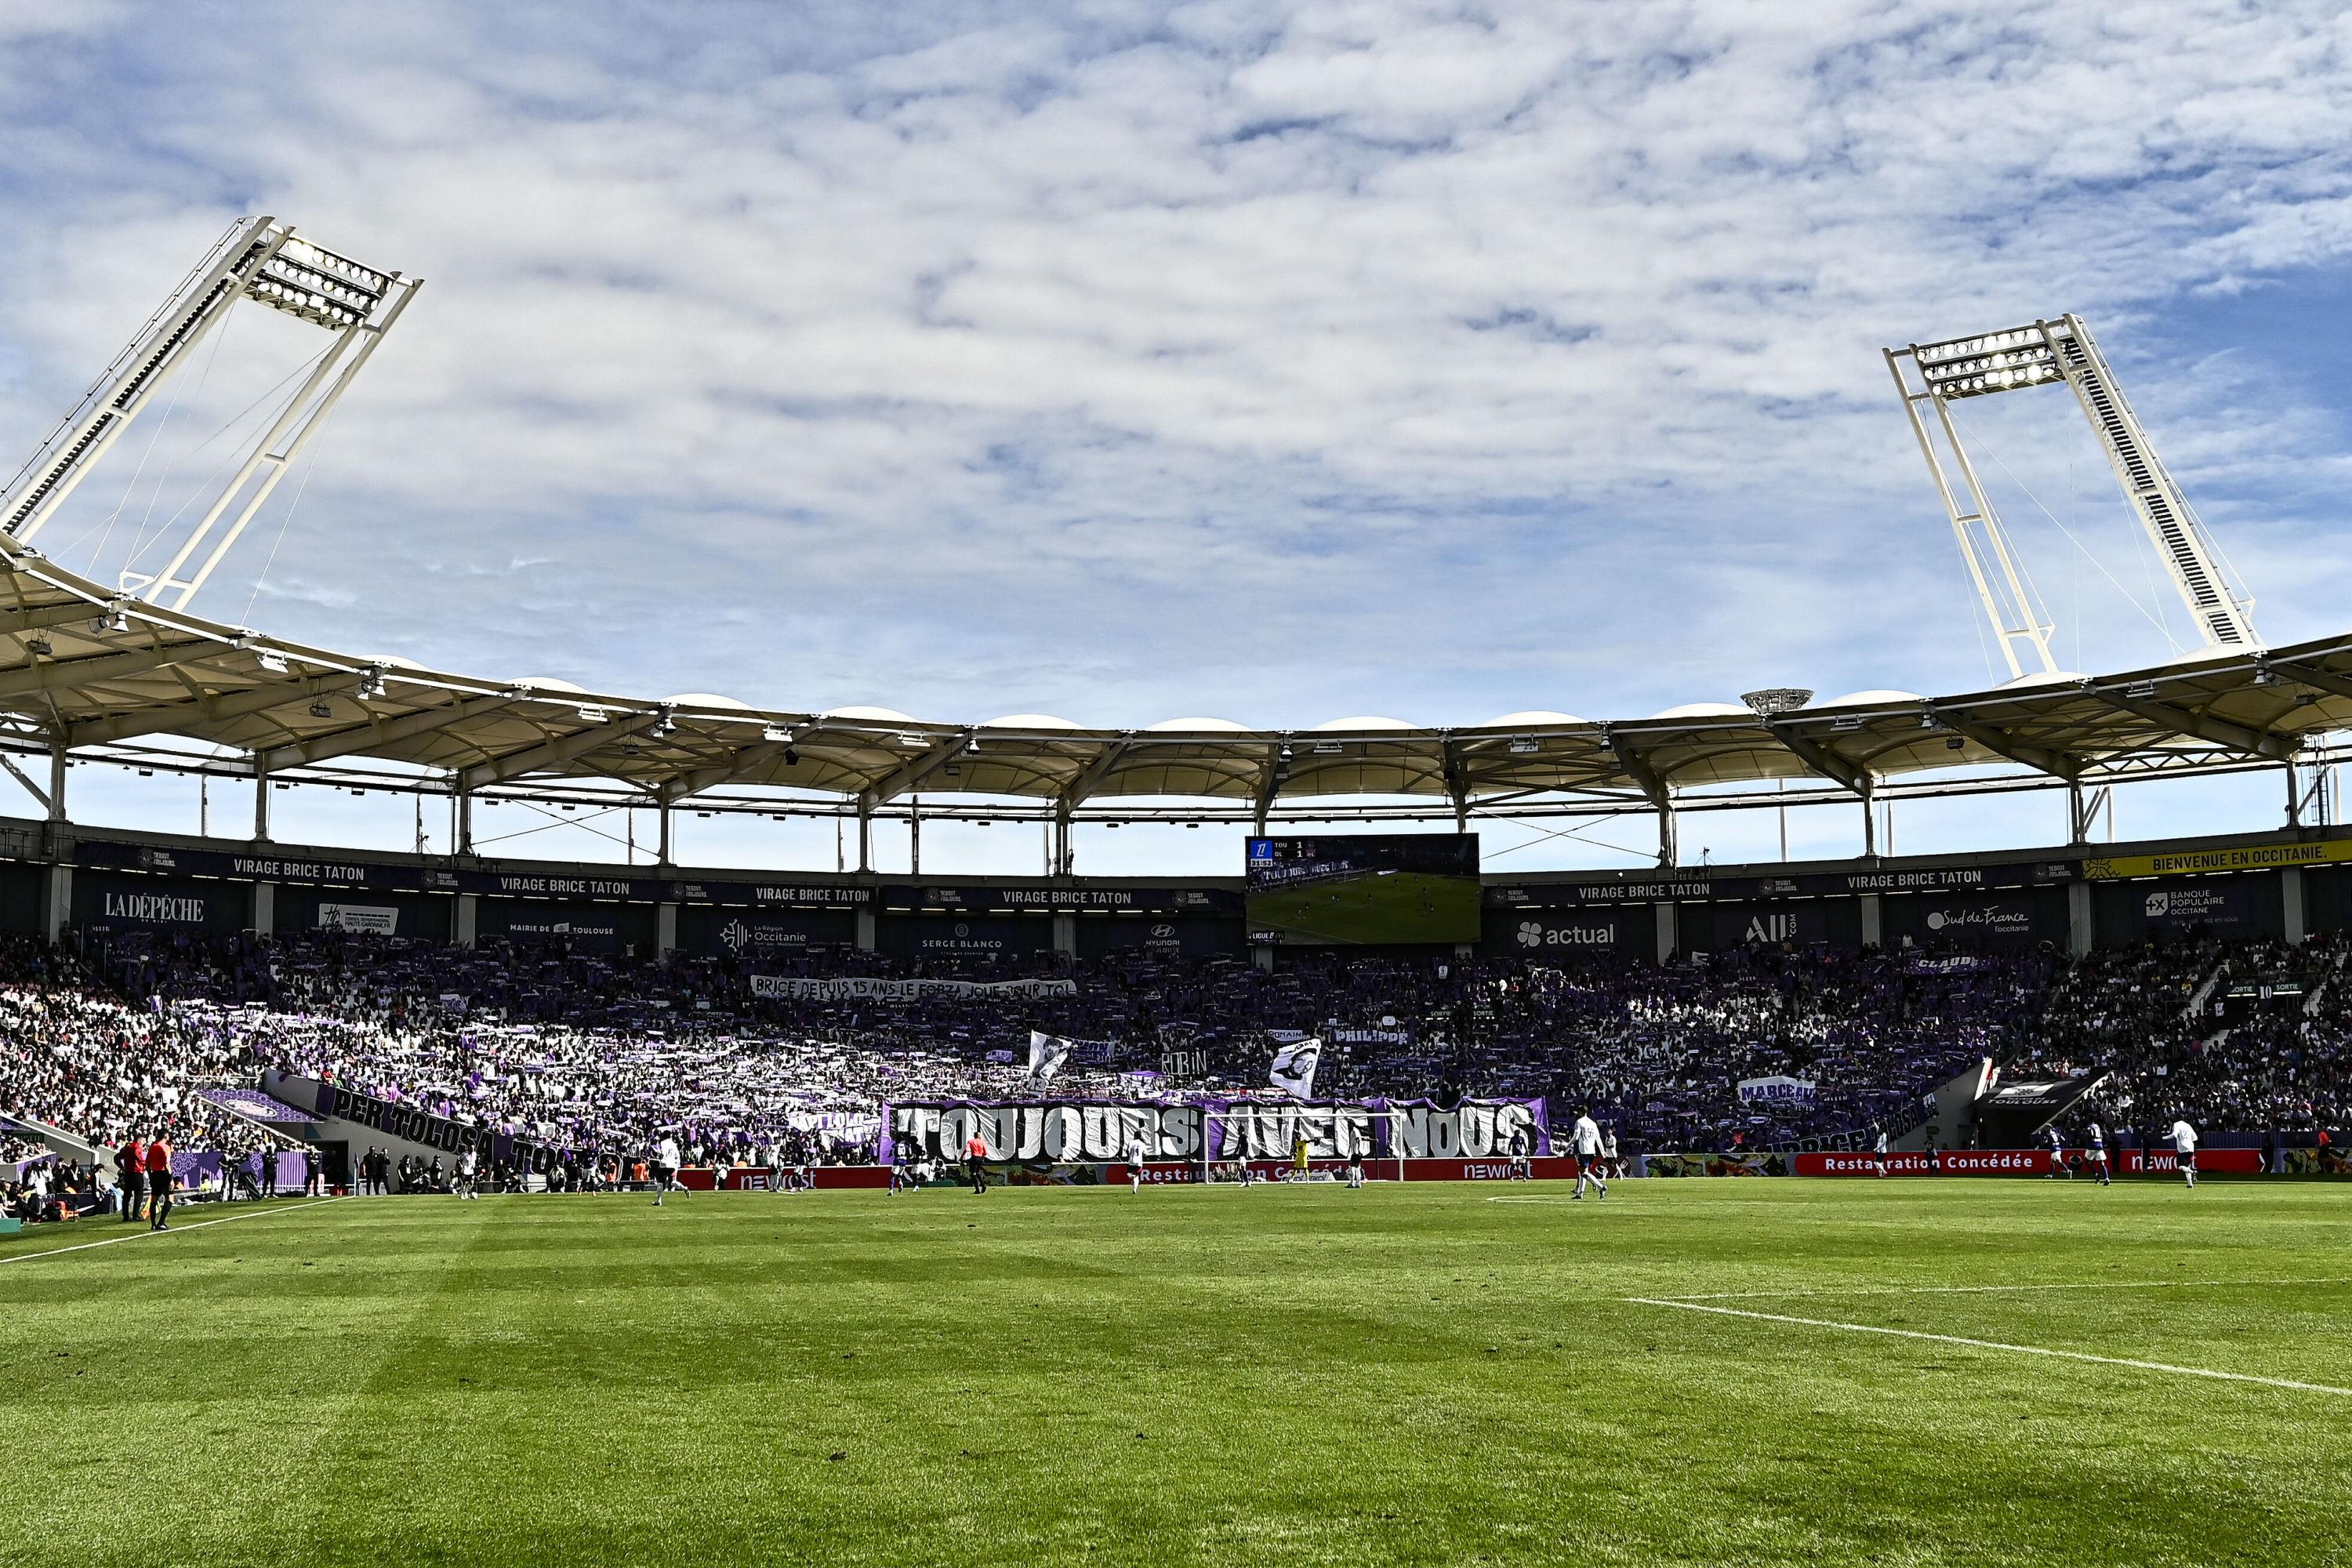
1244;833;1482;946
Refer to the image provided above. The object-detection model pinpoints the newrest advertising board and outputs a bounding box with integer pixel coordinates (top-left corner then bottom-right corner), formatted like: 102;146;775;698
1246;833;1480;946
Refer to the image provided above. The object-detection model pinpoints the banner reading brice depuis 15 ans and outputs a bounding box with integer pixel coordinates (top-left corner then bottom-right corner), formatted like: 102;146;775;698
883;1098;1548;1166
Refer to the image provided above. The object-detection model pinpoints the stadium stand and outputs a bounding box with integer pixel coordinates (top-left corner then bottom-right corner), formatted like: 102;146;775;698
2;914;2345;1198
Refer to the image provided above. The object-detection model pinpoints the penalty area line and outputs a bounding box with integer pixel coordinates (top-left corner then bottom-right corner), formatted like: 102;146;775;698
0;1197;345;1267
1623;1297;2352;1398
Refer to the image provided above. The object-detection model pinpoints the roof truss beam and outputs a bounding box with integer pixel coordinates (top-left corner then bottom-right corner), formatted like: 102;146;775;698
1926;706;2084;780
859;731;971;809
659;738;789;804
2093;685;2293;762
1765;722;1868;794
1058;736;1134;809
460;710;662;790
2263;657;2352;705
0;640;212;701
258;692;516;772
67;672;368;746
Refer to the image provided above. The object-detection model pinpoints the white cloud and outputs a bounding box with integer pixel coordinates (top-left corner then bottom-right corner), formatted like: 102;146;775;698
4;0;2351;756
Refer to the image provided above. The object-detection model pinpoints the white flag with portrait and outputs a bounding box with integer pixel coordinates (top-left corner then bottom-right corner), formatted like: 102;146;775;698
1268;1036;1322;1098
1025;1030;1074;1090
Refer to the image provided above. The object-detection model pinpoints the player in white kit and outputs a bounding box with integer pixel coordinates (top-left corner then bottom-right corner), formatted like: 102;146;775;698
2169;1116;2199;1189
652;1133;683;1206
2047;1124;2071;1178
2085;1121;2111;1186
1126;1129;1151;1192
1571;1109;1607;1200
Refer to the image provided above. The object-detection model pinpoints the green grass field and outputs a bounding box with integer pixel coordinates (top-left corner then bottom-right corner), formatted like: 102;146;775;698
4;1180;2348;1566
1247;869;1483;944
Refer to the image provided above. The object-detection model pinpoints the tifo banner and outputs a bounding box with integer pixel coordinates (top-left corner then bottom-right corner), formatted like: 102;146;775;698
1904;954;1995;975
748;975;1077;1000
883;1098;1548;1165
1735;1075;1817;1105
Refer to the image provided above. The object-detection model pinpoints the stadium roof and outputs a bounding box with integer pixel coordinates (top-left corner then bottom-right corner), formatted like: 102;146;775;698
2;532;2348;820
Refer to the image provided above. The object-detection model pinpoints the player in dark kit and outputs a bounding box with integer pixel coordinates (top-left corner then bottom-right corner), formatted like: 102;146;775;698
146;1132;176;1230
118;1136;146;1223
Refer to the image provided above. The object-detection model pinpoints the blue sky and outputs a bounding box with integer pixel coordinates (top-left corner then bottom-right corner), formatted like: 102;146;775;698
2;1;2350;875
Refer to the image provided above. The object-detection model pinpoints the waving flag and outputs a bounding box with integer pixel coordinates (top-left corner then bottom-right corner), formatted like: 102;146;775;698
1269;1037;1322;1098
1025;1030;1074;1090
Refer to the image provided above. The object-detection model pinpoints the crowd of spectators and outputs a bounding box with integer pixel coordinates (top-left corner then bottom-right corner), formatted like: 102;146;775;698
2009;928;2351;1134
0;921;2343;1174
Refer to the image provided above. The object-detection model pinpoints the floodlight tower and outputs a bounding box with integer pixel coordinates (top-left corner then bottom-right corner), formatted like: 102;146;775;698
0;216;416;612
1886;315;2259;674
1741;688;1813;862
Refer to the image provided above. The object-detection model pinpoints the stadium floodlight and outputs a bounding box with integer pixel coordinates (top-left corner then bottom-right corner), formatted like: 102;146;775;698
2;217;419;614
92;597;129;633
760;724;793;742
1311;742;1343;755
2122;681;2158;700
256;651;289;674
1888;314;2258;667
577;705;608;724
1507;739;1540;754
649;704;676;739
1740;688;1813;717
307;701;332;718
24;637;50;657
356;665;387;700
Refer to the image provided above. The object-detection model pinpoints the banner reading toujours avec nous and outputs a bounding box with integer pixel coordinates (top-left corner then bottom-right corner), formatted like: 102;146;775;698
884;1098;1547;1165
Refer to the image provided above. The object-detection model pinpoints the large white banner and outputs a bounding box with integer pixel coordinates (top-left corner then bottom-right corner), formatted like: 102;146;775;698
1268;1037;1322;1098
1025;1030;1073;1089
749;975;1077;1001
1736;1075;1818;1105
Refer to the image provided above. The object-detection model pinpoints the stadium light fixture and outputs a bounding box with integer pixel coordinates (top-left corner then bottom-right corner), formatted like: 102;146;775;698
760;724;793;742
650;705;677;739
782;746;800;766
23;637;49;656
1507;739;1540;754
1831;717;1864;732
357;665;387;700
577;705;608;724
1311;742;1343;755
2122;681;2158;700
93;598;129;633
256;651;289;674
1740;688;1813;717
308;701;332;718
2252;665;2278;687
1945;736;1966;750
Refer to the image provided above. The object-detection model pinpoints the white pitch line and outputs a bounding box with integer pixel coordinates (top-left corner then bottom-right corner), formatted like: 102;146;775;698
0;1197;343;1266
1660;1276;2352;1301
1624;1297;2352;1398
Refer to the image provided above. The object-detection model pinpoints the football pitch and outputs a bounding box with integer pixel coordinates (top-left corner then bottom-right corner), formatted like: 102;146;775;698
1247;869;1483;944
4;1181;2347;1566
